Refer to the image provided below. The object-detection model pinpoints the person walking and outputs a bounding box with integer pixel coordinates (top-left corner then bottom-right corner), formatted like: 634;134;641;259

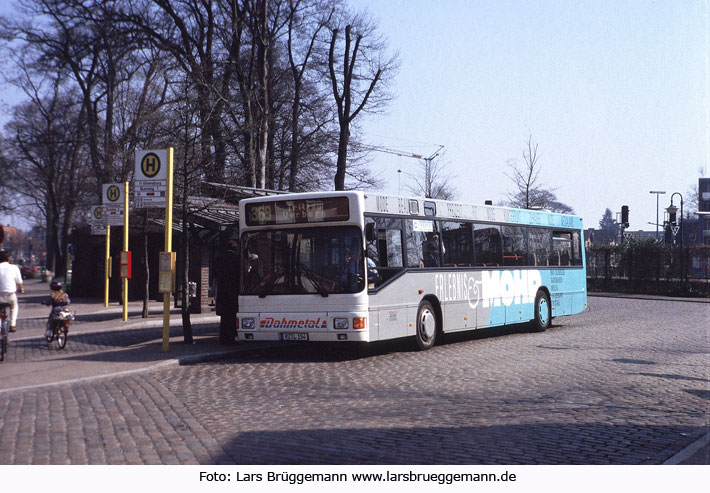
0;250;24;332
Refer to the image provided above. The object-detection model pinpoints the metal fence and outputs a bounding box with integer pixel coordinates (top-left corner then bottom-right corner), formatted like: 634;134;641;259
586;242;710;281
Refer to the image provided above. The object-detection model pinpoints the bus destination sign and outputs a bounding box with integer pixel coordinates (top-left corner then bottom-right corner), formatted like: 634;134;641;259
246;197;349;226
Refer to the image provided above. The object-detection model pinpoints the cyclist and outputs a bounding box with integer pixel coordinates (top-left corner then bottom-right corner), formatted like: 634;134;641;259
43;281;70;338
0;250;24;333
44;280;70;310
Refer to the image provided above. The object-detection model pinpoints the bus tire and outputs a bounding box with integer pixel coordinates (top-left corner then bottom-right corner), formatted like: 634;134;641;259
532;290;551;332
415;300;438;351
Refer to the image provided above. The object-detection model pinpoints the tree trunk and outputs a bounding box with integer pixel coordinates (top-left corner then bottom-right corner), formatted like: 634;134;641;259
243;101;257;187
288;83;301;191
181;150;193;344
334;124;349;190
45;210;56;274
256;0;270;189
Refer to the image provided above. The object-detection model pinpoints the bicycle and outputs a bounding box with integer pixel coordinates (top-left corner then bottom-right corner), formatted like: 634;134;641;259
45;306;74;350
0;302;10;362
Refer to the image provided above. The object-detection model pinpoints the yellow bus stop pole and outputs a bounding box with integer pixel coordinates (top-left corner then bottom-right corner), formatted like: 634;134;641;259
162;148;174;353
123;181;129;321
104;225;110;307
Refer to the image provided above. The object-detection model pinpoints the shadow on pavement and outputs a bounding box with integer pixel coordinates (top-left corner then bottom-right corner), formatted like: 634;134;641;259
17;294;48;304
8;323;223;364
205;422;708;465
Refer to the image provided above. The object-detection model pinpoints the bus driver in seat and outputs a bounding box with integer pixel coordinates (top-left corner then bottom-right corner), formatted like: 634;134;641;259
340;248;364;292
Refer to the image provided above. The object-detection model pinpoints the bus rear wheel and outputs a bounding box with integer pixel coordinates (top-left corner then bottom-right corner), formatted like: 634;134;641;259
415;300;438;351
532;290;551;332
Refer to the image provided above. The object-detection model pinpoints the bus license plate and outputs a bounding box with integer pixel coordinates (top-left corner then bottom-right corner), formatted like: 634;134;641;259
280;332;309;341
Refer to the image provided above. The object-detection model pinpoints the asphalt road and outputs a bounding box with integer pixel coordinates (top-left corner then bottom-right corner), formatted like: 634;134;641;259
0;294;707;465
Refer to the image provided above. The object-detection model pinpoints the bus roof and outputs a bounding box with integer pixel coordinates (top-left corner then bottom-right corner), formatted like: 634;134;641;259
240;191;583;229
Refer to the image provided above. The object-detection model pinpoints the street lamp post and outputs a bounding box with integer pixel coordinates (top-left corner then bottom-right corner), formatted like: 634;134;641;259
666;193;684;290
650;191;666;239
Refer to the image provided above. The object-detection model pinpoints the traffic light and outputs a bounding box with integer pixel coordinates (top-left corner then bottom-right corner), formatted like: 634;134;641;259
621;205;629;228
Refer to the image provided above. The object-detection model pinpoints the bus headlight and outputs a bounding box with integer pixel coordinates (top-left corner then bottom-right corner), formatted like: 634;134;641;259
353;317;366;330
241;318;256;330
333;318;349;330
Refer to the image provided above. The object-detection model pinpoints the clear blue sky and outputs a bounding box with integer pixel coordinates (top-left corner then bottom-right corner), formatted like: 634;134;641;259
357;0;708;231
1;0;707;232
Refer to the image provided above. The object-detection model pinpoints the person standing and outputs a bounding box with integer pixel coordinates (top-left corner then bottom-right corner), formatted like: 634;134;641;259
0;250;24;332
215;233;240;345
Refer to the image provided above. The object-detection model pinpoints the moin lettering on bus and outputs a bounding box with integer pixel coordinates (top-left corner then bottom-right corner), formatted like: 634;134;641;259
435;270;541;308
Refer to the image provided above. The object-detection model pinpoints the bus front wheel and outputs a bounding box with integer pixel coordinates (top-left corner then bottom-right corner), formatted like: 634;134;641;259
415;300;438;351
532;290;551;332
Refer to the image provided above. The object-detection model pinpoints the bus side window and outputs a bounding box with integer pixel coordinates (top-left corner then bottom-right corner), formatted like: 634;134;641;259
441;221;473;266
527;227;552;266
405;220;425;267
552;232;573;266
421;232;442;267
572;231;583;266
502;226;527;267
474;224;502;267
406;219;442;268
381;229;404;268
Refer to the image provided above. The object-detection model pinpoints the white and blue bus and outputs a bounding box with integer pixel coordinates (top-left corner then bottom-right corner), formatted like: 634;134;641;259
237;191;587;350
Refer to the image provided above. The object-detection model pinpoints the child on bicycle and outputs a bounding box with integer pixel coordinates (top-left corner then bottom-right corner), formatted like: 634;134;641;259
45;281;70;308
44;281;70;334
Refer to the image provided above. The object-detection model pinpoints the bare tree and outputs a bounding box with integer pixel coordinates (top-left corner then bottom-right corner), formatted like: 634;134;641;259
286;0;335;191
327;11;397;190
406;152;457;200
0;152;17;217
506;134;542;209
5;0;172;195
530;189;575;214
506;134;574;213
120;0;232;183
3;66;89;277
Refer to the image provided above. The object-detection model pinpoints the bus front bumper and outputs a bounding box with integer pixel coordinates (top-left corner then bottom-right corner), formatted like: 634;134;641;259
237;312;371;342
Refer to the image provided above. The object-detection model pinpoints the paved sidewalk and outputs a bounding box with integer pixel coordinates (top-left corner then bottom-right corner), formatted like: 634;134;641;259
1;279;259;391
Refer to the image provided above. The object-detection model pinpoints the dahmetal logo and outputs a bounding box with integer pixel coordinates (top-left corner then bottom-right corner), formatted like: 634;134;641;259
260;317;328;329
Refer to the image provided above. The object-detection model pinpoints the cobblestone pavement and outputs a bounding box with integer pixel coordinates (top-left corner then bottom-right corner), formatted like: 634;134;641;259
0;295;707;464
0;280;228;391
7;319;217;362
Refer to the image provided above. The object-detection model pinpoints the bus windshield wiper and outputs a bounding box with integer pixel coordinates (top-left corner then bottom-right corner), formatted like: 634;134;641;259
297;263;329;297
258;264;285;298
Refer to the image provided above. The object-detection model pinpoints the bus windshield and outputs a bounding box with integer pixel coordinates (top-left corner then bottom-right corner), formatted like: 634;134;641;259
241;226;365;296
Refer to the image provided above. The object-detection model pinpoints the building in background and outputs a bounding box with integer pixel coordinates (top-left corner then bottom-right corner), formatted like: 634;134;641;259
0;224;47;269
